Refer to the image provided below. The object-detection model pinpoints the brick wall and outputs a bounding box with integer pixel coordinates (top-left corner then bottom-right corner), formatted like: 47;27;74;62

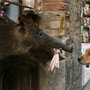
39;0;82;90
43;0;67;11
40;0;68;37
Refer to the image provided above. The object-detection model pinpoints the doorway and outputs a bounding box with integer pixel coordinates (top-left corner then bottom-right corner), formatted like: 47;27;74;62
0;56;39;90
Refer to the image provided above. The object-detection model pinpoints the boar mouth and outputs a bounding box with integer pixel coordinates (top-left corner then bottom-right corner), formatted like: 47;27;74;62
43;34;73;53
49;39;73;53
29;47;65;64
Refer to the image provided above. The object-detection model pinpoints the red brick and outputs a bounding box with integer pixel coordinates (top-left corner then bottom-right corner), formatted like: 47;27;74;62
43;0;66;3
45;3;67;11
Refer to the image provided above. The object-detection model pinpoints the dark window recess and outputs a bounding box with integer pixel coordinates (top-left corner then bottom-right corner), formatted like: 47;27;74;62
0;57;39;90
2;64;39;90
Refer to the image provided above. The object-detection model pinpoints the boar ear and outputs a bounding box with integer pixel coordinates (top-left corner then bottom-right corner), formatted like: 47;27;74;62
27;13;41;23
22;11;41;23
18;13;41;24
18;15;26;25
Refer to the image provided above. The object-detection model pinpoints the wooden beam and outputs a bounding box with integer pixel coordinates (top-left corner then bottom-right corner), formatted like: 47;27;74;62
5;0;33;10
19;0;22;16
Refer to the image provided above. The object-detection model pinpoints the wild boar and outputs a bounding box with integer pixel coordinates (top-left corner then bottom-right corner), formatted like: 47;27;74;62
0;13;72;62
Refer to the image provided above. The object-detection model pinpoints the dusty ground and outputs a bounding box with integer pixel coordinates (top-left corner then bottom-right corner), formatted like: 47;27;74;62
84;80;90;90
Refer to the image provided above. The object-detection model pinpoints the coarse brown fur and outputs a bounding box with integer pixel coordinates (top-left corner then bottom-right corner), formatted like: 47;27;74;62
0;15;40;59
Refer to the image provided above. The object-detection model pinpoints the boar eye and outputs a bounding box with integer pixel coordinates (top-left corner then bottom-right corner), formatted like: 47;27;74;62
39;32;42;36
37;32;43;37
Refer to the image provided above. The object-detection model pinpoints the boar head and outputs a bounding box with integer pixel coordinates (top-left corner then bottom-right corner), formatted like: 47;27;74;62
17;13;72;63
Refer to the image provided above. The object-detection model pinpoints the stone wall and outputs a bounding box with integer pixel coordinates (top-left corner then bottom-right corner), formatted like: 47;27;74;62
39;0;82;90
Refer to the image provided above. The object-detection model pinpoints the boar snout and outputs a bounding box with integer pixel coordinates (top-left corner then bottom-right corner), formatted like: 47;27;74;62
51;38;73;53
43;34;73;53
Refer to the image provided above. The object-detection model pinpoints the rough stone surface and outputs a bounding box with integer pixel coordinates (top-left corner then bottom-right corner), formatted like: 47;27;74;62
49;21;60;29
39;0;82;90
